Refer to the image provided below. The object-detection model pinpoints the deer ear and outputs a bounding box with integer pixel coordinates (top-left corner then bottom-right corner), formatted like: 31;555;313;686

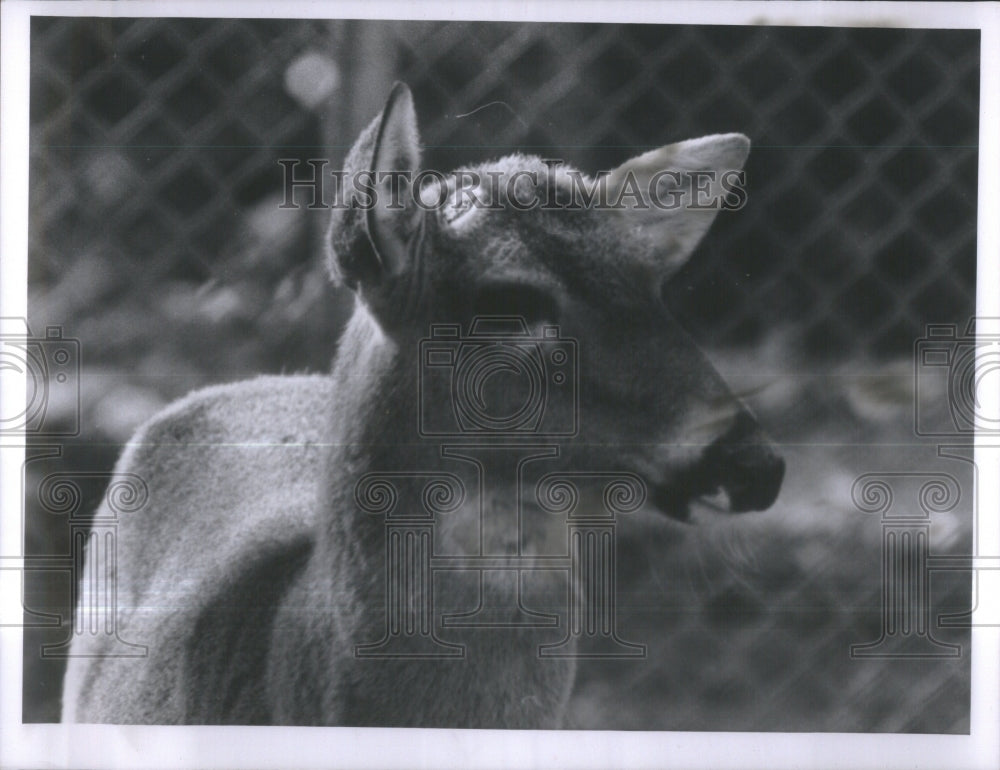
366;83;422;278
608;133;749;276
327;83;422;289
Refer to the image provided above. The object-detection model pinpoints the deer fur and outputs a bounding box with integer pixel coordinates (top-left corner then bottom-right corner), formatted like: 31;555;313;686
62;83;783;727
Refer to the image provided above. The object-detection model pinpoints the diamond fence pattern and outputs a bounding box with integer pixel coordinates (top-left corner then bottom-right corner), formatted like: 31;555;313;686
29;19;978;366
30;18;347;381
390;22;978;356
25;17;976;729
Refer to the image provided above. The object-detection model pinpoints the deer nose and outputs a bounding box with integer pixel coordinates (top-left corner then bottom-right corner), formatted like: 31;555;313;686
706;410;785;513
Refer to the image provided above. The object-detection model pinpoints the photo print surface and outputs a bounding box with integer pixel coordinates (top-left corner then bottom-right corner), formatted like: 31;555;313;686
12;13;984;737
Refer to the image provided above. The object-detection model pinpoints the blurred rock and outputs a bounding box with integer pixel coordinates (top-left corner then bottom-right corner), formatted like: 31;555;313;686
284;50;339;110
841;358;913;424
83;149;135;205
90;382;167;441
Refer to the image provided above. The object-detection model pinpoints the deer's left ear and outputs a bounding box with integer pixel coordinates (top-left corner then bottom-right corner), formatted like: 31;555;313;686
327;82;423;290
366;83;423;278
609;133;749;278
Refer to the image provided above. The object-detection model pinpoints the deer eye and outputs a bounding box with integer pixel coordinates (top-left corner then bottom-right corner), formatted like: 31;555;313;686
442;194;475;225
474;282;560;325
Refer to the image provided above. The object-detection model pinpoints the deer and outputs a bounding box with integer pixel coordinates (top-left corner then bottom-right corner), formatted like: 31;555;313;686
61;83;784;728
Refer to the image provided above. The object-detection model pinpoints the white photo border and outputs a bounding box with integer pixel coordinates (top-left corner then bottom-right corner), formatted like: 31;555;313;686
2;2;997;769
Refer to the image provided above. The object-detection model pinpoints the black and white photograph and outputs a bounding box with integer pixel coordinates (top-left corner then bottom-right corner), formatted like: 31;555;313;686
1;1;998;768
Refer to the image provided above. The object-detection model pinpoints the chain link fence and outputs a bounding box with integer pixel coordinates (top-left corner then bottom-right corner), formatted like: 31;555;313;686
25;17;977;730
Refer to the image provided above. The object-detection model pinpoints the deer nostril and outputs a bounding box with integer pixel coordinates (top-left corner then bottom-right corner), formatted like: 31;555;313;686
700;409;785;513
726;450;785;512
651;410;785;520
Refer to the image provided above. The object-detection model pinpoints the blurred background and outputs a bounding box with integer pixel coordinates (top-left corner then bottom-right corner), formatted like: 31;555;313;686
23;17;978;729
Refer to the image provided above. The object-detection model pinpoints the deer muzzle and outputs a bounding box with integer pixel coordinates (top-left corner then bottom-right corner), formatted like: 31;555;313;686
652;410;785;522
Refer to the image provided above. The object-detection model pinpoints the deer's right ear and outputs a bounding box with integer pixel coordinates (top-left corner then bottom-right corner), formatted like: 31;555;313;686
608;133;750;282
327;83;423;290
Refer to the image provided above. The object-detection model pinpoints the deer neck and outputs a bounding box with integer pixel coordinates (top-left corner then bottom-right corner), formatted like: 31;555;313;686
322;303;424;544
312;302;578;722
331;301;426;449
